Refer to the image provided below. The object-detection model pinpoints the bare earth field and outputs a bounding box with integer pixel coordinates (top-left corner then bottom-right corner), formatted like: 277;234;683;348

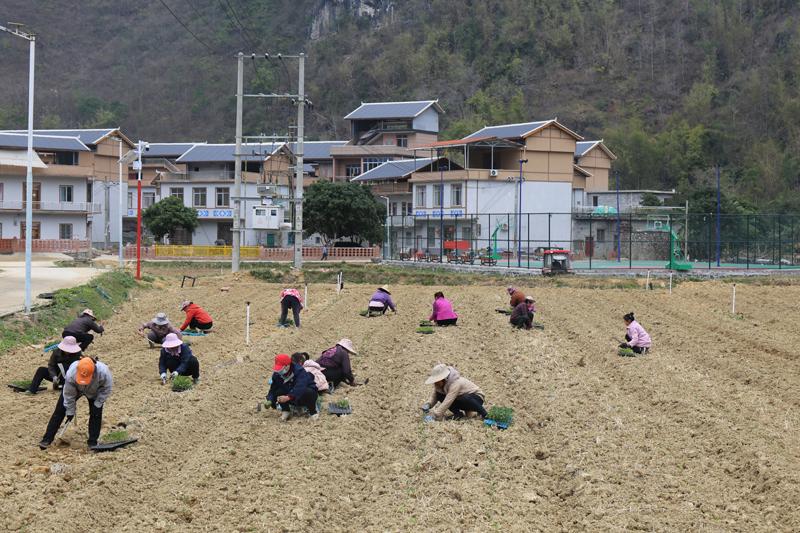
1;274;799;532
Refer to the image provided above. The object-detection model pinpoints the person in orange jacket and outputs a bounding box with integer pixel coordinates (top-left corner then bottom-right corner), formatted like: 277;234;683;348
179;301;213;332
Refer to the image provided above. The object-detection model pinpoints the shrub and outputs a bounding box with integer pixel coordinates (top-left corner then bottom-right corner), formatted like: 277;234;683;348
487;406;514;424
100;429;130;443
172;376;193;392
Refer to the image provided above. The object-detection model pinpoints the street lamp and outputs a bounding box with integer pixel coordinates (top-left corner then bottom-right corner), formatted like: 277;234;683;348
379;195;390;259
1;23;36;313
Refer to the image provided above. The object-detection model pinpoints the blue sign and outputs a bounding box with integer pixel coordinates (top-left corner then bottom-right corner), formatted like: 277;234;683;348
196;209;233;218
415;209;464;217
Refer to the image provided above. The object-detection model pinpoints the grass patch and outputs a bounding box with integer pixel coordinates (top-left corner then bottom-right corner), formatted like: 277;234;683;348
0;270;140;355
416;326;434;334
100;429;130;443
618;347;635;357
171;375;193;392
486;406;514;424
10;379;32;389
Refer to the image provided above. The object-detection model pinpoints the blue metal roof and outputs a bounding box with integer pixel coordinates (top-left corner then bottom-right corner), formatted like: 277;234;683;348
575;141;599;157
351;157;439;182
288;141;347;159
464;121;551;141
143;143;203;158
177;143;279;163
1;128;119;146
344;100;443;120
0;132;90;152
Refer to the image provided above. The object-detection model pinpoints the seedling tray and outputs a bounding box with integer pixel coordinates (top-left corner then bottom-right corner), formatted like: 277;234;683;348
8;383;47;393
328;403;352;416
182;330;209;336
484;418;511;430
495;308;512;315
416;327;434;334
44;341;60;353
90;438;138;452
419;320;433;327
618;348;636;357
533;322;545;330
358;310;369;317
171;376;194;392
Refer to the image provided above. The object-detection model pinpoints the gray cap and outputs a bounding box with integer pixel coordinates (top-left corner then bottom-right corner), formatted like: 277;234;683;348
153;312;169;325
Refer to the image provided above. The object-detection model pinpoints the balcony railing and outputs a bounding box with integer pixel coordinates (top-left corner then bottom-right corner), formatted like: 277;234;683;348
0;201;101;213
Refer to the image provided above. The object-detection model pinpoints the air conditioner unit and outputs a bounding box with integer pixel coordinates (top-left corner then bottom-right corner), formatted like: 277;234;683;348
489;169;499;177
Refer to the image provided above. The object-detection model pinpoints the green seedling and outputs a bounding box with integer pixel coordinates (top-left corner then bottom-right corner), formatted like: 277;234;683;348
100;429;130;443
416;326;434;334
171;376;193;392
359;310;369;317
11;379;32;389
333;398;350;409
618;347;635;357
486;406;514;424
419;320;433;327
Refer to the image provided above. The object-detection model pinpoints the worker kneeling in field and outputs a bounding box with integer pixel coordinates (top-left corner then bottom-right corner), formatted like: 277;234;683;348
266;353;319;421
422;364;487;421
367;285;396;315
138;312;182;347
507;286;526;308
62;308;104;351
27;336;83;394
510;296;536;329
317;338;359;391
291;352;329;394
39;357;112;450
429;291;458;326
619;312;652;354
179;301;213;332
279;287;303;328
159;333;201;384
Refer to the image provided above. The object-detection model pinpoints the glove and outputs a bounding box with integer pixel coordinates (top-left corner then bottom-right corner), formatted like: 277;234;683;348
52;376;60;386
160;373;167;384
171;371;179;379
421;403;431;412
423;415;435;423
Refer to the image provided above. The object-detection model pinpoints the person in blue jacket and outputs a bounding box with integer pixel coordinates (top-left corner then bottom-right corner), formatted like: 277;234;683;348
158;333;200;384
266;353;319;421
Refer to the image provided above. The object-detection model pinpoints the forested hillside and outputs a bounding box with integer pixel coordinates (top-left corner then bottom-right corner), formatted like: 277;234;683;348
2;0;800;210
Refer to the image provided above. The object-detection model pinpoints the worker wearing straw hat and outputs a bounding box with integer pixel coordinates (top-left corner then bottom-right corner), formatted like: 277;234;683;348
39;357;113;450
26;336;83;394
421;363;487;421
367;286;396;316
317;338;360;391
159;333;201;385
138;312;182;347
62;308;104;351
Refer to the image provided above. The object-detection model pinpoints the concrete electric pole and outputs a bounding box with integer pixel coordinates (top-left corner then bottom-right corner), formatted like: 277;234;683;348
232;52;244;273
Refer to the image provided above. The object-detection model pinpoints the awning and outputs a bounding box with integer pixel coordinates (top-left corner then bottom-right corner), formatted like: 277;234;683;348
0;149;47;168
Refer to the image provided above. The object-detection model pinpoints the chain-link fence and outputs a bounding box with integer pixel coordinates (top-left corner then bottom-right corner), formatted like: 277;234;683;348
384;212;800;270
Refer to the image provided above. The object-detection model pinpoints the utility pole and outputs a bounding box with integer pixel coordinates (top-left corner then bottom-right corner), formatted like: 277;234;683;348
232;52;244;273
293;53;305;270
1;23;35;313
135;140;144;280
118;139;124;268
104;178;111;249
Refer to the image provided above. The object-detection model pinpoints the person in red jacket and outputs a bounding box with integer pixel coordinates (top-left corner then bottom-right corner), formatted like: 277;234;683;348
179;301;213;332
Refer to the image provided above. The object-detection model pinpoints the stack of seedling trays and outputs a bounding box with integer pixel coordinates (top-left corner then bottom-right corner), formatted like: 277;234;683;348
328;398;352;416
416;320;434;334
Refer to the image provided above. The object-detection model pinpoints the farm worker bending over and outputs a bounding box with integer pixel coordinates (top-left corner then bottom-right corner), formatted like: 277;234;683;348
39;357;113;450
266;353;319;421
279;288;303;328
138;312;182;345
368;286;396;315
62;308;104;351
507;286;526;308
27;336;83;394
429;291;458;326
291;352;329;393
510;296;536;329
620;312;652;354
159;333;201;384
421;364;487;421
179;301;213;332
317;338;359;390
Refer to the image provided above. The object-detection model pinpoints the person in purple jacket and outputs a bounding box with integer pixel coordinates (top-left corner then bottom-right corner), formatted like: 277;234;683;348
429;291;458;326
367;285;396;316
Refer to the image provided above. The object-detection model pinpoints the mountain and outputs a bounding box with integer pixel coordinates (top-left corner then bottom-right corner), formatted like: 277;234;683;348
2;0;800;209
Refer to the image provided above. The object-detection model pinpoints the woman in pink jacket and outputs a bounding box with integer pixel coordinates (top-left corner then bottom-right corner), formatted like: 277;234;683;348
620;312;652;354
429;291;458;326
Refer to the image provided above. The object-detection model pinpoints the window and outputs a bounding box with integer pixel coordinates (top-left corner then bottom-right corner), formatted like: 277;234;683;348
346;164;361;178
433;185;443;207
193;187;207;207
143;192;155;208
406;202;412;215
59;223;73;240
592;196;598;207
390;202;398;216
363;158;388;172
216;187;230;207
451;184;462;206
170;187;184;202
0;183;3;202
0;222;2;237
59;185;73;203
396;135;408;148
127;192;133;209
54;151;78;165
416;185;426;207
20;221;41;239
597;228;606;242
86;184;92;203
427;226;436;248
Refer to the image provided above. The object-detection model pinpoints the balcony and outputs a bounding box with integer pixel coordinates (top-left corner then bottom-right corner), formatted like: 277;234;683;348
330;145;414;158
0;201;101;214
158;170;261;182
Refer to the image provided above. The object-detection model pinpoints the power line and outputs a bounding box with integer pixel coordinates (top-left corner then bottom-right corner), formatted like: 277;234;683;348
157;0;218;55
218;0;256;49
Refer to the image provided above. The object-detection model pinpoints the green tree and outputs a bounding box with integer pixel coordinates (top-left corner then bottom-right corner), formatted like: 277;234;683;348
303;181;384;244
639;192;662;206
142;196;198;242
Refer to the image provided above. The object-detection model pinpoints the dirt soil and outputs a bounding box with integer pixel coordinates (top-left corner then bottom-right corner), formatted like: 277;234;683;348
1;274;799;532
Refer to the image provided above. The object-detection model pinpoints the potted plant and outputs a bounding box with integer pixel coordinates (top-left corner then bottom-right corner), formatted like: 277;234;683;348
484;406;514;429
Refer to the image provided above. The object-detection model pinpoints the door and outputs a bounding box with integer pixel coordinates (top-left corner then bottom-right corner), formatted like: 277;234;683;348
22;182;42;209
20;221;41;239
266;233;275;248
216;221;232;245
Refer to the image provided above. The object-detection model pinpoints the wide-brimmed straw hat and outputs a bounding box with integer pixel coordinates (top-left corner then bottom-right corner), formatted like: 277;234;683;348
81;308;96;319
153;313;169;326
336;338;358;355
525;296;535;302
424;363;450;385
180;301;191;311
162;333;182;349
57;336;82;354
377;285;391;295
